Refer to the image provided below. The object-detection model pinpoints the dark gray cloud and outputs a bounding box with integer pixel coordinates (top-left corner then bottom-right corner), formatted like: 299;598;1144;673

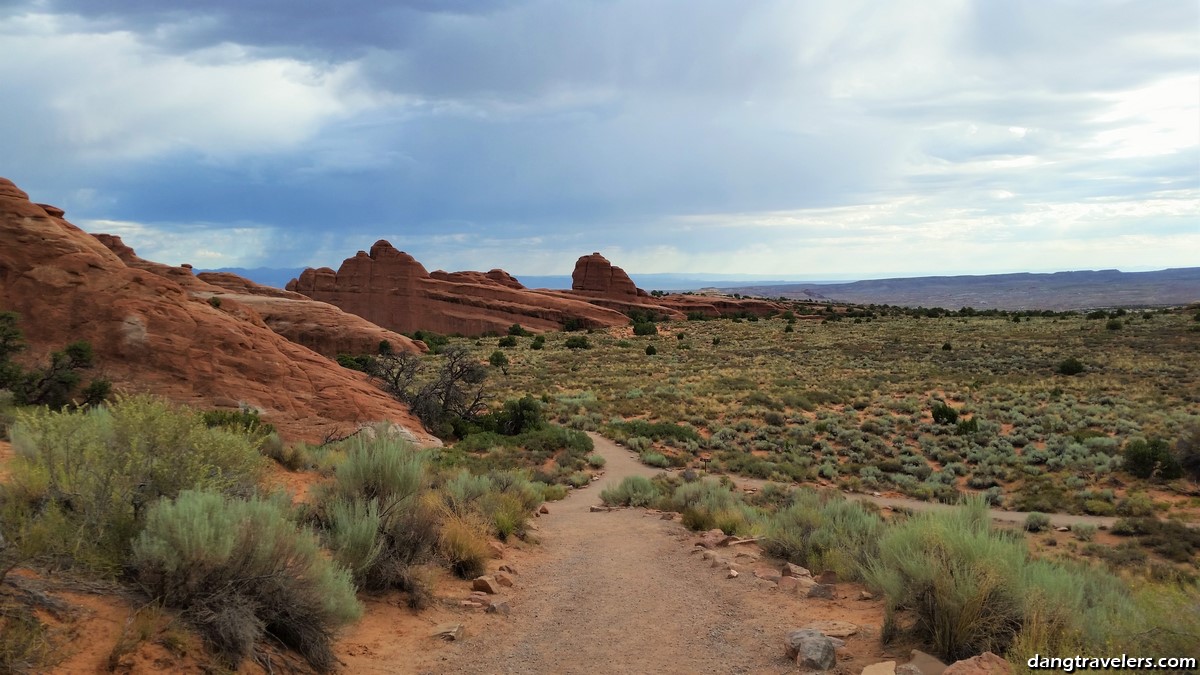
0;0;1196;274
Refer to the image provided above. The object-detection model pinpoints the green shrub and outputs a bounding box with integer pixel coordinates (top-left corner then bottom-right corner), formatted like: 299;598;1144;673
1106;319;1122;330
508;324;532;337
497;336;518;348
1072;523;1097;542
645;345;657;356
640;451;670;468
1121;438;1182;480
318;433;440;597
489;350;510;373
763;490;883;581
600;476;659;507
530;335;546;350
133;490;361;671
336;354;373;372
565;336;591;350
1057;357;1085;376
633;322;657;336
1024;512;1051;532
4;396;265;571
866;497;1130;662
932;403;959;425
586;454;607;469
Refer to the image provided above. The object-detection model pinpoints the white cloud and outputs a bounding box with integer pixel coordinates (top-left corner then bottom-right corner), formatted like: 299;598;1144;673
0;12;385;163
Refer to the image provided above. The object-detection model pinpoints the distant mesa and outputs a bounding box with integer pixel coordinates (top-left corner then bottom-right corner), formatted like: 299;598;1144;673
287;242;786;336
0;177;434;444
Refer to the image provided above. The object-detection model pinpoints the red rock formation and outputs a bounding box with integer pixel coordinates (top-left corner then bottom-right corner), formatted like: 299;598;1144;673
0;178;434;444
559;252;784;318
94;235;425;359
571;252;645;297
287;241;630;335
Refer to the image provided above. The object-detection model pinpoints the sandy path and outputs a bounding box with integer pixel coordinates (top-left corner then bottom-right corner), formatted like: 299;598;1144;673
429;432;881;675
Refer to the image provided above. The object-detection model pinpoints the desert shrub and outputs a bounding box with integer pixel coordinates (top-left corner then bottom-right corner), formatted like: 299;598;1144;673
1175;423;1200;480
1024;512;1051;532
7;337;109;410
4;396;264;571
865;496;1130;662
507;324;532;337
1057;357;1085;376
564;335;591;350
645;345;657;356
1121;438;1182;480
586;454;606;468
763;490;883;581
530;335;546;350
484;396;544;435
133;490;361;671
633;322;657;336
600;476;659;507
0;600;56;672
497;336;518;348
1072;523;1097;542
932;403;959;425
1109;517;1200;564
489;350;509;373
318;433;439;597
438;511;490;579
201;408;276;447
336;354;373;372
640;451;670;468
609;420;700;443
1105;319;1122;330
540;483;569;501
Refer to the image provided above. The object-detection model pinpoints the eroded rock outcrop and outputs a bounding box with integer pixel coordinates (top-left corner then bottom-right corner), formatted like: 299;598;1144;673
94;235;424;359
0;178;434;444
287;242;789;336
571;252;645;298
287;241;631;335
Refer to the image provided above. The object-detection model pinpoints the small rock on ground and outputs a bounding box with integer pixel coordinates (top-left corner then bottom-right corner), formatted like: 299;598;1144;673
862;661;897;675
897;649;948;675
784;629;839;671
807;584;836;599
943;652;1013;675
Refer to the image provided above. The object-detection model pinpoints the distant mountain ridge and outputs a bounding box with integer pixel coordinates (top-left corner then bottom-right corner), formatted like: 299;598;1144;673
723;268;1200;310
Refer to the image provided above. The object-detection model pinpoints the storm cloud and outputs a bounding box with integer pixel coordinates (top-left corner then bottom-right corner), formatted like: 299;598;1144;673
1;0;1196;276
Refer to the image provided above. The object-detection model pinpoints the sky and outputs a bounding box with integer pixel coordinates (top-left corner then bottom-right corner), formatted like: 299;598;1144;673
1;1;1197;278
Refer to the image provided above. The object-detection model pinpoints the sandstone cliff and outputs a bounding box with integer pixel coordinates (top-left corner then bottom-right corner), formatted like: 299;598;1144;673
0;178;434;444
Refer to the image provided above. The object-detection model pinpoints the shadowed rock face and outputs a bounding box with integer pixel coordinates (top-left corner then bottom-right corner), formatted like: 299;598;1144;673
288;243;788;336
286;240;632;335
0;177;435;445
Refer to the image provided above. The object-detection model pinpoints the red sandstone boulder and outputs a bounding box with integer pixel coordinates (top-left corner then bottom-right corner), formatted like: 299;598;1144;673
0;178;435;445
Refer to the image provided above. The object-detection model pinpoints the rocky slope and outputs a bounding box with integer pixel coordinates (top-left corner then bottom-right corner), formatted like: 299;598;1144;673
0;177;434;444
94;235;425;359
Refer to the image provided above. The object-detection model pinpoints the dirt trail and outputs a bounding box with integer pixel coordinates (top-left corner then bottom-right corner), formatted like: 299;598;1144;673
430;433;886;675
